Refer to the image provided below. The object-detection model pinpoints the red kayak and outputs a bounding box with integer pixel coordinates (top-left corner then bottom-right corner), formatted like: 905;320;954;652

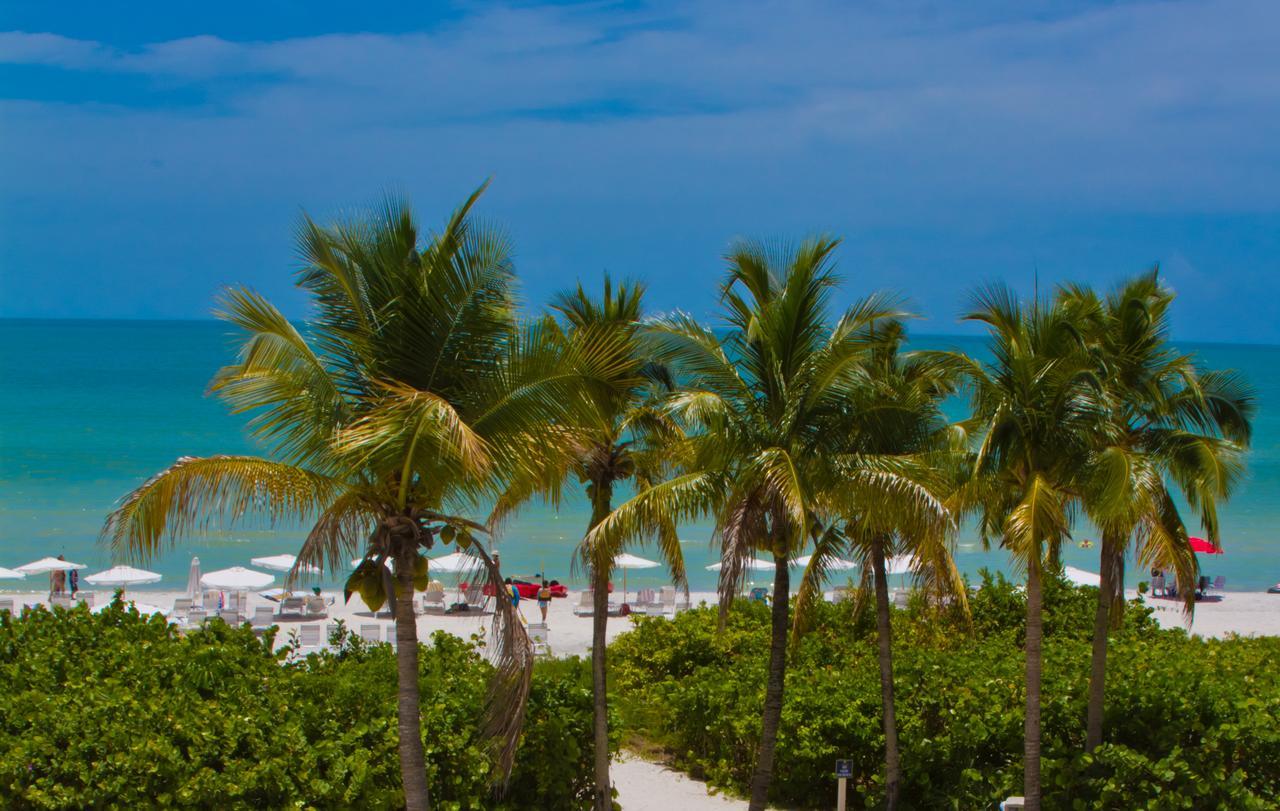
481;578;568;599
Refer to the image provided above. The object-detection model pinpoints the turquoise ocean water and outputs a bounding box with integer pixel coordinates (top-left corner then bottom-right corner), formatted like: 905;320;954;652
2;320;1278;592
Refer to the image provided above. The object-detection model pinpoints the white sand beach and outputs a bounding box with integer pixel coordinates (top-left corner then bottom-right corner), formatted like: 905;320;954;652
3;586;1275;810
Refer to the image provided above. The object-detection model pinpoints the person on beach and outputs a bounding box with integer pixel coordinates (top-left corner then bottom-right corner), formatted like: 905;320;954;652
49;554;67;598
68;567;78;596
504;577;524;617
537;578;551;623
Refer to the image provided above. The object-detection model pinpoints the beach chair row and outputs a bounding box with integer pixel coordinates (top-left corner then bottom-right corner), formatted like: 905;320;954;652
571;586;691;617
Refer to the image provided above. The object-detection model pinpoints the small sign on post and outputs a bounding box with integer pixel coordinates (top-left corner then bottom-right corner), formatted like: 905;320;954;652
835;759;853;811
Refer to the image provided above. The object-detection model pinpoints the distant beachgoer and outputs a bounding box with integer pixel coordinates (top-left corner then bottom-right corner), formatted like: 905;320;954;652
504;577;523;615
50;555;67;598
68;568;79;596
537;578;551;623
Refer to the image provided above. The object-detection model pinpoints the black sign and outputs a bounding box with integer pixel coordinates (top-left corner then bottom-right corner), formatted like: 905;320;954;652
835;759;853;778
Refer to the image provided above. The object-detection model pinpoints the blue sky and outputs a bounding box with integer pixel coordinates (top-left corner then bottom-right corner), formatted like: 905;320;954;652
2;1;1278;341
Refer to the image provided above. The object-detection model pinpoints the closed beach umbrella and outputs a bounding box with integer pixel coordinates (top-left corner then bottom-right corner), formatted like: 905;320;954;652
250;554;321;574
792;554;858;571
0;567;26;579
614;553;659;604
201;566;274;591
1188;536;1223;555
16;556;85;574
85;566;162;587
185;557;201;599
1063;565;1101;587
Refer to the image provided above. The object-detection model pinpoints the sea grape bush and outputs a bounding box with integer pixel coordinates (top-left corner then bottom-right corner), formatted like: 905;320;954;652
610;572;1280;809
0;601;613;810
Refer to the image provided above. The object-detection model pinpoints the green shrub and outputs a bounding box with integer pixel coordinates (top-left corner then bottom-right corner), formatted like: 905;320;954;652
0;601;612;809
611;573;1280;809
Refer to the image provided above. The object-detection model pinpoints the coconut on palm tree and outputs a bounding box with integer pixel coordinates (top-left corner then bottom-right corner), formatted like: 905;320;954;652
956;284;1107;810
794;318;968;811
1059;271;1252;752
548;275;686;811
587;237;918;810
101;186;623;811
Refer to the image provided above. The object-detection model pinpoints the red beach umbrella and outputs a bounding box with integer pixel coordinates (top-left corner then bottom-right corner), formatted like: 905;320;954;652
1188;536;1223;555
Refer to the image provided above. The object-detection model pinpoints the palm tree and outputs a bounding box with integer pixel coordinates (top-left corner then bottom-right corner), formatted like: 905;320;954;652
101;186;621;811
956;285;1107;810
587;237;917;810
548;275;686;811
794;319;968;811
1058;271;1252;752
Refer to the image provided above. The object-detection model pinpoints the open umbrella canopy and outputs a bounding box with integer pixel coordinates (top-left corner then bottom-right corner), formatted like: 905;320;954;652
792;554;858;571
85;566;162;587
201;566;274;591
706;556;776;572
427;552;479;574
1189;536;1223;555
885;555;918;576
250;554;321;574
1062;565;1101;587
615;553;660;569
0;567;26;579
17;557;85;574
92;600;168;617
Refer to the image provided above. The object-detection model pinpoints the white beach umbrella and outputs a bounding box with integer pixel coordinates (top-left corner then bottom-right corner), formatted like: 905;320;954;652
201;566;274;591
1063;565;1101;588
250;554;321;574
0;567;26;579
93;600;168;617
428;552;480;574
185;557;201;600
885;555;918;576
613;553;660;603
792;554;858;571
85;566;162;587
705;556;775;572
17;556;85;574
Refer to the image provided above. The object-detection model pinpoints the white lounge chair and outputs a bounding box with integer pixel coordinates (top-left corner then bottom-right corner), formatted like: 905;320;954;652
527;623;550;656
172;598;192;620
463;585;488;612
219;608;243;625
358;623;382;643
185;608;206;626
75;592;95;608
298;624;323;650
304;595;328;619
277;596;306;617
643;587;673;616
50;594;72;610
202;590;220;610
250;605;276;629
1211;576;1226;594
0;599;14;614
421;588;446;614
572;591;594;617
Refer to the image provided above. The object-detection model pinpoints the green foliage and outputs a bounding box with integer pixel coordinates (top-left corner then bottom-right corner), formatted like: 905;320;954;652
611;576;1280;809
0;601;612;809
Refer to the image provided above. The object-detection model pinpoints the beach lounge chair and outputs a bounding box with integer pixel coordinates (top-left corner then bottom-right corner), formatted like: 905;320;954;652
1211;576;1226;594
421;587;446;614
276;595;305;617
250;605;275;629
358;623;382;644
172;597;192;619
304;595;328;619
0;599;13;614
572;591;594;617
75;592;95;608
219;608;242;625
1151;574;1166;597
51;594;72;610
832;586;851;603
642;587;672;616
892;589;909;609
463;585;488;612
527;623;550;656
203;590;220;609
185;608;206;626
298;624;322;650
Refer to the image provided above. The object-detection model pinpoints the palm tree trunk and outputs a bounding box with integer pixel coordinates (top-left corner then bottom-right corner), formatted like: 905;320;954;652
394;551;430;811
1085;531;1122;752
871;538;902;810
1023;555;1043;810
589;481;614;811
748;554;791;811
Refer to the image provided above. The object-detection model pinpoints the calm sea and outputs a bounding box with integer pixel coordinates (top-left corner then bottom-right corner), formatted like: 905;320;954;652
2;320;1277;592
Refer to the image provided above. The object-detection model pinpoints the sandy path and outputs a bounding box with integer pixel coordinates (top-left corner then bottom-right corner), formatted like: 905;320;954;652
613;754;747;810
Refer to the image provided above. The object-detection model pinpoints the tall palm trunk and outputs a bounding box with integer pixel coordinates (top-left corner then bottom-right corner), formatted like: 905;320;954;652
1023;554;1043;810
394;548;430;811
1085;530;1122;751
589;480;615;811
871;538;902;810
748;554;790;811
